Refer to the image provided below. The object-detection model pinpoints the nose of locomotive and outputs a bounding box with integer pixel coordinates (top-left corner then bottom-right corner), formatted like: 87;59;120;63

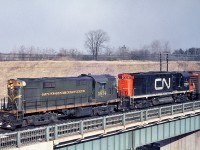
7;79;26;111
118;74;134;97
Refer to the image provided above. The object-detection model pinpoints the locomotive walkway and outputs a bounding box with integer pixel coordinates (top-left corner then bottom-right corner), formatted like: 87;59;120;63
1;100;200;150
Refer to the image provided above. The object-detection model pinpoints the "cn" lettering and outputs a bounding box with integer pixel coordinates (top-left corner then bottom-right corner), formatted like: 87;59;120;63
155;78;171;90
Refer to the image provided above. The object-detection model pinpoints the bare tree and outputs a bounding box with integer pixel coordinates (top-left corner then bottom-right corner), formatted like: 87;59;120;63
69;49;80;58
104;46;115;56
58;48;68;56
163;41;171;53
141;45;150;51
26;46;36;60
18;45;26;60
85;29;109;60
151;40;161;53
116;45;130;59
41;48;57;60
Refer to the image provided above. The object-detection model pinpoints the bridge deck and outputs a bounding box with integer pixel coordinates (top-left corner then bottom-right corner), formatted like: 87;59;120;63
1;100;200;150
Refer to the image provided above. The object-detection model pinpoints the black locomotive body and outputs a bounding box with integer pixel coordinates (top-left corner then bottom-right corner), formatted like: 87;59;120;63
118;72;193;108
2;74;118;129
133;71;190;96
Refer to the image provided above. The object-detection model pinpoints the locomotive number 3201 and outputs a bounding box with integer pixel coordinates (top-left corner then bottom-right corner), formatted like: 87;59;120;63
155;78;171;90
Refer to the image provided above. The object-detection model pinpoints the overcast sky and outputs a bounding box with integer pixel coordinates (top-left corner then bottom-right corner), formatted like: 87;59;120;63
0;0;200;53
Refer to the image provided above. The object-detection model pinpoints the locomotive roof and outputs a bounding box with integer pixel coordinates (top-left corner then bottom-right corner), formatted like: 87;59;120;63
123;71;189;77
17;76;91;82
17;74;114;83
81;74;114;83
125;71;170;76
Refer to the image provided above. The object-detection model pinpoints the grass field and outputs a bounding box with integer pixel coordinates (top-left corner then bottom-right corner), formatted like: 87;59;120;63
0;60;199;97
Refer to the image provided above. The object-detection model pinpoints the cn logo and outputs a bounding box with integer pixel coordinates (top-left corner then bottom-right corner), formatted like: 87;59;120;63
155;78;171;90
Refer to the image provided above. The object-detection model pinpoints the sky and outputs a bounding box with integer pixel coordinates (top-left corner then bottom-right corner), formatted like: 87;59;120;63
0;0;200;53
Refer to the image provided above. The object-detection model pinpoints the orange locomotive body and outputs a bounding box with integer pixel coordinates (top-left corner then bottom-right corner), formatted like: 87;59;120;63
118;74;134;97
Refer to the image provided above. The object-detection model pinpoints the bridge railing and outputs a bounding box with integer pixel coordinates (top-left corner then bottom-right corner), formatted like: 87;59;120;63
1;100;200;149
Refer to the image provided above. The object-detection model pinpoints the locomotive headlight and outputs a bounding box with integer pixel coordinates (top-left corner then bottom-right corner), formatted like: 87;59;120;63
16;80;26;87
9;83;14;90
7;79;26;89
22;81;26;86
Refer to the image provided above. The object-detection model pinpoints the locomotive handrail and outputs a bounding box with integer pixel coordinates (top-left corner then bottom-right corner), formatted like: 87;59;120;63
1;100;200;149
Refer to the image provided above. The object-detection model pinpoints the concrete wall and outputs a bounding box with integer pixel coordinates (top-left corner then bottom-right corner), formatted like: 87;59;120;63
12;141;54;150
160;130;200;150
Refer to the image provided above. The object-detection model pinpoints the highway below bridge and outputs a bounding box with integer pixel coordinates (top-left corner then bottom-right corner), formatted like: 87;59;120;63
1;100;200;150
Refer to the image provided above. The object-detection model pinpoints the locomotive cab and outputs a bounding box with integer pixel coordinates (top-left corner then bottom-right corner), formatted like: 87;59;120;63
7;79;26;112
174;72;191;91
0;79;26;130
82;74;117;102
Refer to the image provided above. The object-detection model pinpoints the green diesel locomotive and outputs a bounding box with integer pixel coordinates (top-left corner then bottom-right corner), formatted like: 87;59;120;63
1;74;118;129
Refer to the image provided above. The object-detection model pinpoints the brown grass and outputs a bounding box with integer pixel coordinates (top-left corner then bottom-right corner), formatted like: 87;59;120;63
0;60;199;97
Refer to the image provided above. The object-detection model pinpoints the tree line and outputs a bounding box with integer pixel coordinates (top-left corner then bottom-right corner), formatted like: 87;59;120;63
0;48;199;61
0;29;200;61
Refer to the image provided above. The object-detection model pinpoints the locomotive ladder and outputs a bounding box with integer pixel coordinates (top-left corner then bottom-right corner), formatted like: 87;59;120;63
130;97;134;105
130;89;135;105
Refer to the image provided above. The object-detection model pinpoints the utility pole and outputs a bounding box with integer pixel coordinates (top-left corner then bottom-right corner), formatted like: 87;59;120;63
160;53;162;72
166;53;168;72
160;52;169;72
122;45;126;60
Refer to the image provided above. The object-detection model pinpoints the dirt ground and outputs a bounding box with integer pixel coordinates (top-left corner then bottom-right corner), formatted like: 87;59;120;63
0;60;199;97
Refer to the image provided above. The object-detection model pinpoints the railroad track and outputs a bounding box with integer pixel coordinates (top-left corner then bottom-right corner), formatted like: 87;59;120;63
0;100;199;135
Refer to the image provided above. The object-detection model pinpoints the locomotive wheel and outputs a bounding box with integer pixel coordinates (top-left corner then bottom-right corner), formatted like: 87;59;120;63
50;113;58;123
22;119;28;127
7;123;16;131
152;98;160;105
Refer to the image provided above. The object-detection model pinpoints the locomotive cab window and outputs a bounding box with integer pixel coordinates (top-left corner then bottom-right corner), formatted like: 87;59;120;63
99;83;106;90
43;82;56;88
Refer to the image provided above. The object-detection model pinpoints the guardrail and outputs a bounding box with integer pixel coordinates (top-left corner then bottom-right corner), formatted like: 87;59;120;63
1;101;200;149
